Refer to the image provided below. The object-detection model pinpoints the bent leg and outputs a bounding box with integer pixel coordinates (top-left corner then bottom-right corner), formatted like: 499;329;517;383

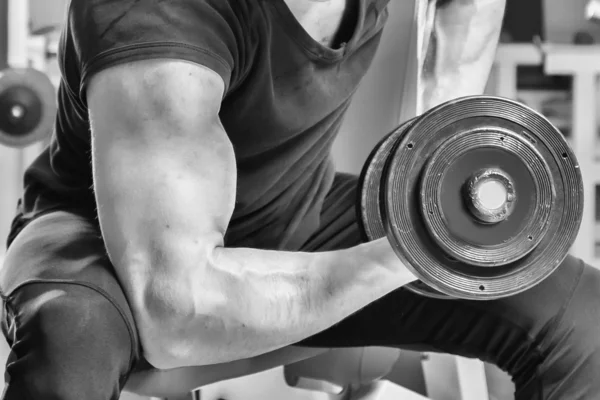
301;255;599;400
2;283;137;400
298;172;600;400
0;212;140;400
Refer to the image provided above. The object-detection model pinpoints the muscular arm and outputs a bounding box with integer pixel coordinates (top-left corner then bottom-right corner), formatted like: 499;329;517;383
418;0;506;112
88;59;412;369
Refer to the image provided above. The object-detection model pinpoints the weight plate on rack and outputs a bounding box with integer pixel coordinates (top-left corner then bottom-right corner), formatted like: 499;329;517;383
0;68;56;148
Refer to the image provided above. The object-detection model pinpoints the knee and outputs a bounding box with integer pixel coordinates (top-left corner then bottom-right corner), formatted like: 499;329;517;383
3;283;138;400
559;258;600;338
531;256;600;348
520;258;600;398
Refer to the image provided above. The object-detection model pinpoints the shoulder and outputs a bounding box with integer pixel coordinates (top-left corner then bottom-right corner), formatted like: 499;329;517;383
66;0;258;38
63;0;262;99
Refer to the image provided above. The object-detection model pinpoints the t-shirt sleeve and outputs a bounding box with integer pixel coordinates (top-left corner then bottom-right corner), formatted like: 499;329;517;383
68;0;244;95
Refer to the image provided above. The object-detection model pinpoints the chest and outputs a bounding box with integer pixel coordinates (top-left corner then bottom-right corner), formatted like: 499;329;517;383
283;0;357;47
219;0;389;161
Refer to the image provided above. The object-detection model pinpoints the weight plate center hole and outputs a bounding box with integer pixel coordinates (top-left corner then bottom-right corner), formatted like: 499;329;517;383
477;179;507;210
464;168;516;224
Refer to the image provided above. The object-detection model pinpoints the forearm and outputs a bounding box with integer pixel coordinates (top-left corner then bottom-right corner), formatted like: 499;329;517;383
156;239;410;368
420;0;506;111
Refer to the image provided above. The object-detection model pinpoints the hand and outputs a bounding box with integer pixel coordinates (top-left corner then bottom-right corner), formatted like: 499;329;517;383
361;237;419;288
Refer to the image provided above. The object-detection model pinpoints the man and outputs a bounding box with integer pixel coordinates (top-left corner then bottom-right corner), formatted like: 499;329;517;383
1;0;598;399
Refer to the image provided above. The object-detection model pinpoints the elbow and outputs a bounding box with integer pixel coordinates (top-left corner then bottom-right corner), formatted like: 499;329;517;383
136;286;195;369
139;325;183;370
135;273;239;369
131;273;198;369
141;308;243;370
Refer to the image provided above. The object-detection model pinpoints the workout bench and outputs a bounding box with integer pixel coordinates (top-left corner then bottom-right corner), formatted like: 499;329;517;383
123;346;492;400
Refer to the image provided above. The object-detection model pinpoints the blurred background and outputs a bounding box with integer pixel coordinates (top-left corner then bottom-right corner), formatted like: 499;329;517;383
2;0;600;399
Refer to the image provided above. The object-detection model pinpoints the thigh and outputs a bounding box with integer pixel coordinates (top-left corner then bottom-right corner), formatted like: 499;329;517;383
0;211;133;323
0;211;139;354
299;172;363;252
300;253;597;398
0;211;142;398
1;282;137;399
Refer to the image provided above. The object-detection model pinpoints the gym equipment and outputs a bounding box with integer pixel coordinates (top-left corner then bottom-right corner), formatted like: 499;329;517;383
124;347;409;399
0;67;55;147
358;118;449;299
0;0;7;69
0;0;55;149
358;96;583;301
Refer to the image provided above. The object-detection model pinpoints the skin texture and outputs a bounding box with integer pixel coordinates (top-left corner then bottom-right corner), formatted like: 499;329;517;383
89;0;506;369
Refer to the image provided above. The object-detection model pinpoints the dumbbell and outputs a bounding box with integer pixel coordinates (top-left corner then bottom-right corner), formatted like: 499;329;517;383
0;67;56;148
357;96;584;301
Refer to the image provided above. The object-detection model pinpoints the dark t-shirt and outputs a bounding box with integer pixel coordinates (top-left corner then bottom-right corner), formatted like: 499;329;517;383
9;0;389;250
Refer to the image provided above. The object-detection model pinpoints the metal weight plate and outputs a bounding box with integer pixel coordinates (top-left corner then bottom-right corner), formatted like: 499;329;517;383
381;96;583;301
0;68;56;148
358;120;414;241
357;118;451;300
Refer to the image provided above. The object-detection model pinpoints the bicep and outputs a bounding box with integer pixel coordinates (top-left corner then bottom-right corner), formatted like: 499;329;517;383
87;59;235;311
432;0;505;67
419;0;505;109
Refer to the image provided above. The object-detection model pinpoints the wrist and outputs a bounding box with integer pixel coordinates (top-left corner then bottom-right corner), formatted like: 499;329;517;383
351;239;416;289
